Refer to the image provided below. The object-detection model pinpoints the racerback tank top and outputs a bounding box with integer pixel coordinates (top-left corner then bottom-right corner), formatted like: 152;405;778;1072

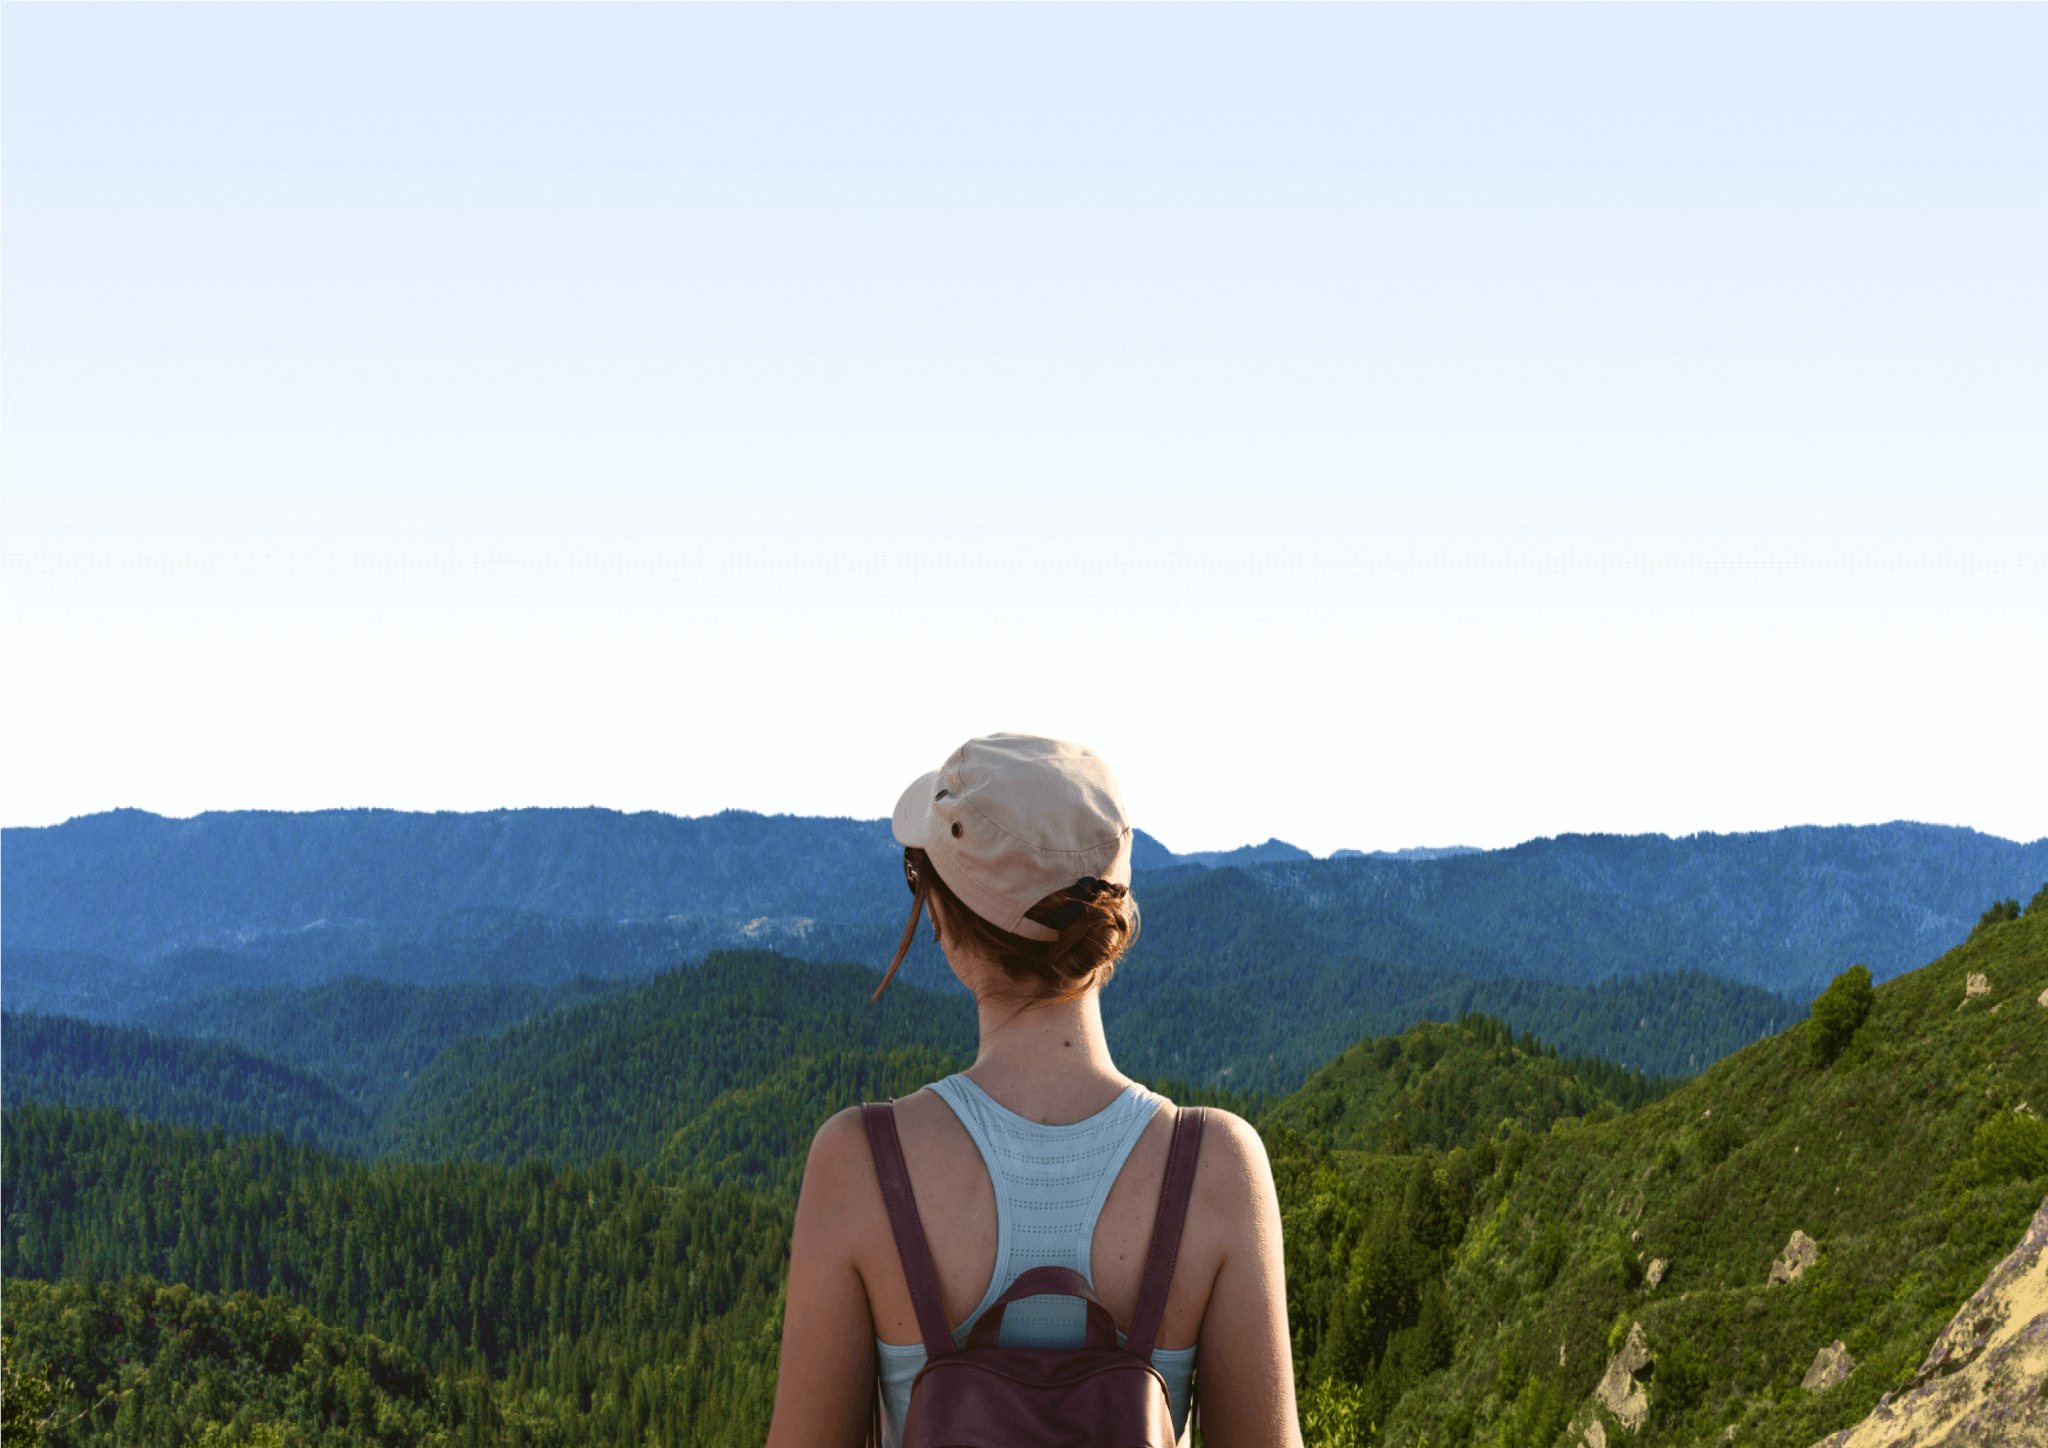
872;1074;1198;1446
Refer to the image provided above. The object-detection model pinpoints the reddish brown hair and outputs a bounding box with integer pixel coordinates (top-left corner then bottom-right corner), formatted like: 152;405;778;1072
873;846;1140;1004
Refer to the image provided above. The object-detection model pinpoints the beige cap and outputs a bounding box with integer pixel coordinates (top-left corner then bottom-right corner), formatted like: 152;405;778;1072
892;733;1133;943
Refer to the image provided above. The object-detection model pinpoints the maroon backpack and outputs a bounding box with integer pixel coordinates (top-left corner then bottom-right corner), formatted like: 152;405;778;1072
861;1100;1207;1448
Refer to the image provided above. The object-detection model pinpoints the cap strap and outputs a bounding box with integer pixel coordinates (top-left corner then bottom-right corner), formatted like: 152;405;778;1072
1035;876;1123;932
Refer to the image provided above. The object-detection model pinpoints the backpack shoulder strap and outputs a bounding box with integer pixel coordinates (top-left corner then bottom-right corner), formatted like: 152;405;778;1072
1124;1105;1207;1361
861;1101;957;1360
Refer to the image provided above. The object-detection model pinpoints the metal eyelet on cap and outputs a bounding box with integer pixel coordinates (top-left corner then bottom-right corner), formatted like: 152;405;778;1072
951;822;963;838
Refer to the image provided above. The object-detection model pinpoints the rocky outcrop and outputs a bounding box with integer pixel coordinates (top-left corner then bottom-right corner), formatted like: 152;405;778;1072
1770;1230;1821;1285
1582;1419;1607;1448
1646;1258;1668;1289
1966;973;1990;999
1597;1322;1653;1433
1807;1194;2048;1448
1803;1340;1855;1392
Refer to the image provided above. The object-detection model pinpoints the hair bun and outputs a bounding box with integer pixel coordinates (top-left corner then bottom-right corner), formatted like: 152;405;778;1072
900;848;1141;1005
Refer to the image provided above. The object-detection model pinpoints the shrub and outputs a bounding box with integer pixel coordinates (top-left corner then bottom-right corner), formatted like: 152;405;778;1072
1412;1284;1456;1377
1613;1234;1645;1291
1809;964;1875;1067
1493;1375;1570;1448
1405;1161;1458;1252
1529;1221;1568;1290
1298;1375;1369;1448
1;1327;69;1448
1657;1340;1709;1417
1435;1405;1475;1447
1498;1128;1533;1187
2026;882;2048;916
1495;1343;1527;1402
1698;1116;1743;1167
1960;1112;2048;1188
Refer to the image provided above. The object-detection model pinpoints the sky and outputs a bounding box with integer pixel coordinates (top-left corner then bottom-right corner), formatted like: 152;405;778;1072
4;3;2044;856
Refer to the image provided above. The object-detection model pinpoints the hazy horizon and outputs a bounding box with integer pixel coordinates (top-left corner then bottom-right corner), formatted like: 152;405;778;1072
9;800;2042;865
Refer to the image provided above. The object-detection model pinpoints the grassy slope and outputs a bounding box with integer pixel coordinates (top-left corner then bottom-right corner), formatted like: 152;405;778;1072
1379;911;2048;1448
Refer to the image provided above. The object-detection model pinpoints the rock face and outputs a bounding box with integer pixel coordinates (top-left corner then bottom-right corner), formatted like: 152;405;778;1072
1646;1258;1668;1289
1597;1322;1653;1433
1966;973;1990;999
1807;1193;2048;1448
1770;1230;1821;1285
1803;1340;1855;1392
1583;1419;1608;1448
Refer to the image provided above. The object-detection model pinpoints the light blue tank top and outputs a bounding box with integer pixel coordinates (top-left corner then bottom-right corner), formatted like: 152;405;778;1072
873;1075;1198;1446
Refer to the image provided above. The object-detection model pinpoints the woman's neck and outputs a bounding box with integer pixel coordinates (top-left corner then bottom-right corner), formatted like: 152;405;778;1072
963;982;1130;1125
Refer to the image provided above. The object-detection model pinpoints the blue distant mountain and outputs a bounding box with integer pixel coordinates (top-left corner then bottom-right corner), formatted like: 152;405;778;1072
1138;833;1479;867
1328;844;1482;862
5;808;2043;1088
1133;833;1316;869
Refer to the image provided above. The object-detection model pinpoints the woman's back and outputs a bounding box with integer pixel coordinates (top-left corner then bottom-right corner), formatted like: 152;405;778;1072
865;1064;1220;1353
763;735;1300;1448
871;1073;1201;1439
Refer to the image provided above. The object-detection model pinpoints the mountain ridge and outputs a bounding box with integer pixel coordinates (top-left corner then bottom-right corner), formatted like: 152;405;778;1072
8;808;2044;1092
8;808;2040;980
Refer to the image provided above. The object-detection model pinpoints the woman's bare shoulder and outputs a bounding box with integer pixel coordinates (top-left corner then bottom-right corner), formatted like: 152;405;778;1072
1192;1107;1272;1169
1187;1109;1280;1221
803;1105;875;1186
792;1107;887;1268
802;1091;949;1198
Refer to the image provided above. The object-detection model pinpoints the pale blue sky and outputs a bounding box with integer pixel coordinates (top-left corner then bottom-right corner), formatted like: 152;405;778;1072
5;4;2044;852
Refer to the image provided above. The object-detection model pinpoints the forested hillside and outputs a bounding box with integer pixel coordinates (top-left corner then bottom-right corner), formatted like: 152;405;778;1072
1103;957;1787;1090
2;1277;485;1447
1;955;972;1173
1263;1015;1673;1157
3;1013;369;1152
380;953;972;1172
1277;902;2048;1448
3;1107;790;1447
3;919;709;1023
147;974;630;1113
0;954;1013;1446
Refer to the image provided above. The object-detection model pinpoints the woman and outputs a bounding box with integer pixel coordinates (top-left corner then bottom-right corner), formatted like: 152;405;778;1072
765;734;1302;1448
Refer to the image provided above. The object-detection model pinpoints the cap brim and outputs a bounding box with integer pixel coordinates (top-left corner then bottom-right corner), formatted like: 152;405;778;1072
891;769;943;849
